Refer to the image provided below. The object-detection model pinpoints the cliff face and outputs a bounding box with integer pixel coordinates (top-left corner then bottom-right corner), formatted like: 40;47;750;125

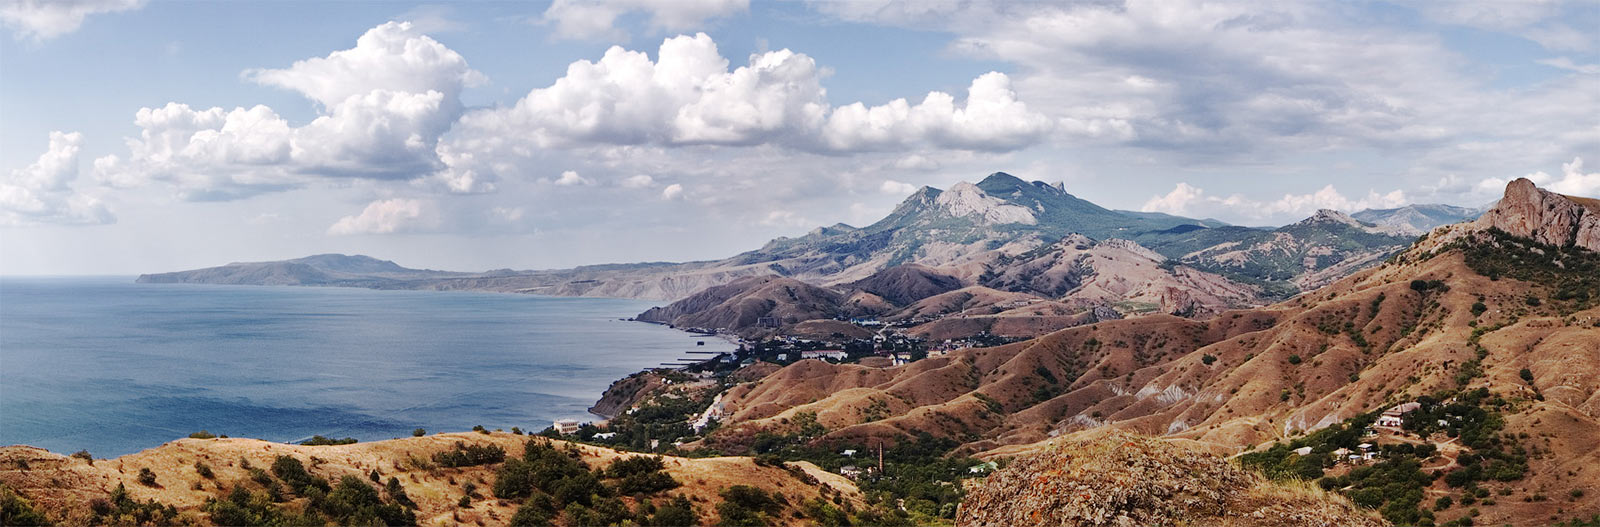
957;432;1386;527
1472;177;1600;251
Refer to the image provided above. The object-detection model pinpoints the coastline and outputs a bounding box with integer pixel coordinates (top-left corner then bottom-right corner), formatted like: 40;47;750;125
0;279;731;458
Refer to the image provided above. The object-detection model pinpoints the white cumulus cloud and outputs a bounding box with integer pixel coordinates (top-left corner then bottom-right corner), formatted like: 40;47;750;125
553;170;593;186
439;32;1051;184
821;72;1052;152
879;180;918;195
1142;181;1408;223
1;131;113;225
1;0;142;41
327;198;432;235
96;21;482;199
661;183;684;200
1479;157;1600;198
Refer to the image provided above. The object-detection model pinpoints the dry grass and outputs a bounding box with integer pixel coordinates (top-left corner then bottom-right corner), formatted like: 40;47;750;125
0;431;862;526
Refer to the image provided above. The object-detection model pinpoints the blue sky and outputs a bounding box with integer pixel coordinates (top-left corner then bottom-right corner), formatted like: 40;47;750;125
1;0;1597;274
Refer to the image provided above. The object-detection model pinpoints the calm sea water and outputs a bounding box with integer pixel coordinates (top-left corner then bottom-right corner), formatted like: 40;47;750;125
0;277;728;457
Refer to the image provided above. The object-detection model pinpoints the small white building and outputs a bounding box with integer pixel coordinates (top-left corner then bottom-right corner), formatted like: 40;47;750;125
968;461;999;474
554;419;581;435
1377;402;1421;427
839;466;862;479
840;449;857;457
593;432;617;440
1293;446;1314;456
892;352;913;366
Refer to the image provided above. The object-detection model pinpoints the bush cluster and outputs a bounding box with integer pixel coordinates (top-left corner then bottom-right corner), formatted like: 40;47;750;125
433;442;506;467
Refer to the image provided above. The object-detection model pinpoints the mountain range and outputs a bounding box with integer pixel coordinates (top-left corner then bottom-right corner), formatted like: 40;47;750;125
139;172;1479;330
678;177;1600;525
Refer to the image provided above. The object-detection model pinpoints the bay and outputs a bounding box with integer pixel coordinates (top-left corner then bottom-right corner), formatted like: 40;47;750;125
0;277;727;457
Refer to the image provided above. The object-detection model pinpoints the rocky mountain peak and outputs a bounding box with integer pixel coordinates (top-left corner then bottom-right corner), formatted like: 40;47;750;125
935;181;1039;225
1472;177;1600;251
1298;208;1362;227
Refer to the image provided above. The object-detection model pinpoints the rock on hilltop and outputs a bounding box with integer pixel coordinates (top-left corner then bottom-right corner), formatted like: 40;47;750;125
1471;177;1600;250
957;432;1384;527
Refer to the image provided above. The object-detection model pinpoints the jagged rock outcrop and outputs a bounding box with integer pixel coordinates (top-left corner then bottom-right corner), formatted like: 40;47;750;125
1471;178;1600;251
957;432;1386;527
935;181;1039;225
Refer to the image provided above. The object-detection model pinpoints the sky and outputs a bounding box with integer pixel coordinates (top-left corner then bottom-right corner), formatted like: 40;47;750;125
1;0;1597;275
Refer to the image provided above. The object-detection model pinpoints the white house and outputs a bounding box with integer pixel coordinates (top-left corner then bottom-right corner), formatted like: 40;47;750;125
892;352;913;366
1293;446;1314;456
553;419;581;435
1377;402;1422;427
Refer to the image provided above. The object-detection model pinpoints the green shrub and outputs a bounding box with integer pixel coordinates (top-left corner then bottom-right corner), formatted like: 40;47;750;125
188;430;216;439
1201;354;1217;365
271;455;330;495
2;484;53;526
136;468;157;487
300;435;357;446
717;485;779;526
412;428;426;437
433;442;506;468
194;461;214;479
386;477;415;509
319;475;414;526
1470;302;1487;316
648;495;697;526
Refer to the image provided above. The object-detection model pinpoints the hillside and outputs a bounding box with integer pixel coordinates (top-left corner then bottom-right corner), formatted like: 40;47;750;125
957;431;1384;527
0;432;862;526
688;178;1600;525
633;275;852;334
1142;209;1418;296
632;241;1245;339
978;234;1260;317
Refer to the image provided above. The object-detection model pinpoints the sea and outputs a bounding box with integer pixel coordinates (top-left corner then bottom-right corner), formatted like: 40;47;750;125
0;277;733;457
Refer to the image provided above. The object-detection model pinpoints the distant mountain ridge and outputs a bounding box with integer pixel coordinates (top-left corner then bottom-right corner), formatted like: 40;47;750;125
1351;203;1484;235
137;254;469;286
139;171;1476;315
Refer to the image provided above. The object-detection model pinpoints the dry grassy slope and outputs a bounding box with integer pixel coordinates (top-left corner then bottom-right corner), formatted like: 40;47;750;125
981;235;1261;317
635;275;849;332
0;432;862;526
843;264;965;306
957;431;1386;527
885;286;1046;322
708;239;1599;452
